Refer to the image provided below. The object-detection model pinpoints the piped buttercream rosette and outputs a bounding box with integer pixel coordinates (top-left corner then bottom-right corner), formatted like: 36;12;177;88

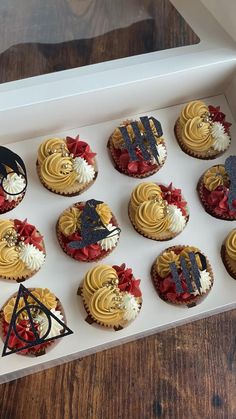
128;182;189;241
37;135;97;196
79;264;142;329
0;218;46;281
57;200;121;262
175;101;231;159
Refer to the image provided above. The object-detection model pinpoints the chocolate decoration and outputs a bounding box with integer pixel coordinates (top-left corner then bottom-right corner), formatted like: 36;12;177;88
2;284;73;357
225;156;236;211
0;146;27;195
169;252;206;294
119;116;162;164
68;199;121;249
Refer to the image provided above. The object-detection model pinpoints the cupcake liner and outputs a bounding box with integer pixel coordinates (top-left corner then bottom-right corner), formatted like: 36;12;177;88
0;192;25;215
56;204;120;262
221;244;236;280
174;119;226;160
107;137;165;179
36;160;98;197
197;177;236;221
151;245;214;307
128;201;189;242
0;291;65;357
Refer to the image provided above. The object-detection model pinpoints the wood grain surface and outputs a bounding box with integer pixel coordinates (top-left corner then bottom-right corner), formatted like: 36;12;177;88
0;1;234;419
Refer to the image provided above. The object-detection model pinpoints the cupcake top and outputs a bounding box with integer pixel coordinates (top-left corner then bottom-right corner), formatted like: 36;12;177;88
153;245;213;305
225;229;236;261
109;116;167;177
178;101;231;157
80;264;142;329
129;182;189;240
37;135;97;195
57;199;121;262
0;146;27;213
1;286;67;356
0;219;45;281
198;156;236;219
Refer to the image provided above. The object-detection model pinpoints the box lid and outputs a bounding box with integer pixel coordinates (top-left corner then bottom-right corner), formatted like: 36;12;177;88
200;0;236;43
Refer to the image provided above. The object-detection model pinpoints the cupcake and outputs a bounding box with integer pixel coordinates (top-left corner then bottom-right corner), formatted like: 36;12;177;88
175;101;231;159
151;245;214;307
221;229;236;279
0;287;68;356
128;182;189;241
0;218;46;282
197;156;236;220
78;264;142;330
56;199;121;262
108;116;167;178
36;135;97;196
0;146;27;214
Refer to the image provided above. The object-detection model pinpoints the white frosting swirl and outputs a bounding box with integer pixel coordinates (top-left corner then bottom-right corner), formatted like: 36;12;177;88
2;173;26;202
19;243;45;271
193;270;211;296
36;308;64;339
121;293;140;321
211;122;230;152
73;157;95;184
156;143;167;164
98;223;120;251
167;204;186;234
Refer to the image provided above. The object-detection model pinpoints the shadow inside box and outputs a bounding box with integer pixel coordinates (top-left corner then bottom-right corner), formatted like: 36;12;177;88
0;14;199;84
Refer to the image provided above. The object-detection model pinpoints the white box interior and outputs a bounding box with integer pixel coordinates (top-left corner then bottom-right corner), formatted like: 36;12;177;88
1;0;236;383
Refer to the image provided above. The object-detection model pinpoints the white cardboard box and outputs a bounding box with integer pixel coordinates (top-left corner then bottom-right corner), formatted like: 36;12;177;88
1;0;236;383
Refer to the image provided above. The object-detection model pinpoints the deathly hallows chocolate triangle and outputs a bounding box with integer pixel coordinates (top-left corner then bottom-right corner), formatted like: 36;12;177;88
2;284;73;357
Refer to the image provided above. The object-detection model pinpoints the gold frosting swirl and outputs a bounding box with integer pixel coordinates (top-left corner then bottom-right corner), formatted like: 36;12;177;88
179;101;209;126
0;220;15;239
179;246;203;270
134;200;169;235
130;182;163;213
37;138;67;165
82;265;118;303
40;153;77;191
95;203;112;225
0;241;26;278
59;207;81;236
225;229;236;261
156;251;180;278
182;116;213;152
203;165;229;191
111;118;160;149
88;287;124;326
28;288;57;310
3;297;27;323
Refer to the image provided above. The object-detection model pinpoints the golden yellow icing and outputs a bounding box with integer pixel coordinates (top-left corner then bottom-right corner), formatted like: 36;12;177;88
88;287;124;326
28;288;57;310
37;138;67;165
59;207;81;236
111;118;161;149
225;230;236;261
180;246;203;270
82;265;118;303
203;165;228;191
134;200;169;235
182;117;213;152
156;251;180;278
40;153;77;191
0;220;15;239
95;203;112;225
0;241;25;278
179;101;209;126
3;297;27;323
130;182;163;213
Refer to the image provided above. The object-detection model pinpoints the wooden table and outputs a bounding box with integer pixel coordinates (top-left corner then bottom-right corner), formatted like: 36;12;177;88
0;1;235;418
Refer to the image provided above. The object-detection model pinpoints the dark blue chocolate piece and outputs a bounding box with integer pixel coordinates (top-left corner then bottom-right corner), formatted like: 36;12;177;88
169;252;206;294
170;262;183;294
118;116;162;164
188;252;201;292
180;256;193;293
225;156;236;211
68;199;121;249
2;284;73;357
0;146;27;195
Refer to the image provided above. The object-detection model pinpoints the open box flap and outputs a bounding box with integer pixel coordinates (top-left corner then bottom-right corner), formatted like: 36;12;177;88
200;0;236;43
